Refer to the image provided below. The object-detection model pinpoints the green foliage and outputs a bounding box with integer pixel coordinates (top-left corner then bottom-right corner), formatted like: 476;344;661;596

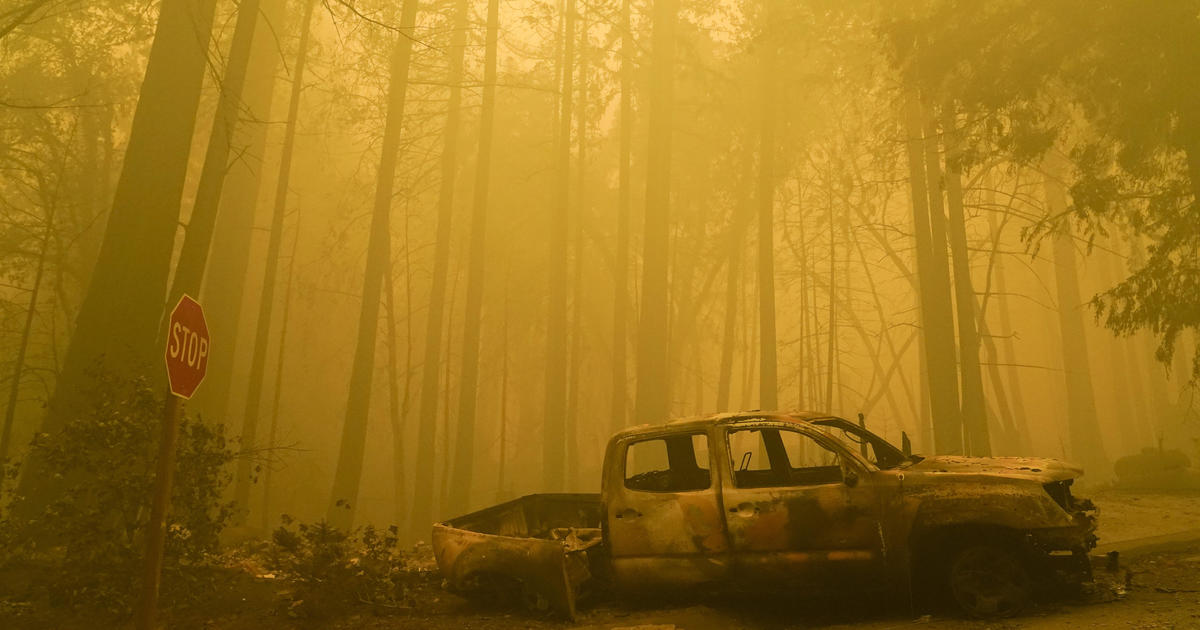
0;372;236;614
885;0;1200;379
267;515;413;618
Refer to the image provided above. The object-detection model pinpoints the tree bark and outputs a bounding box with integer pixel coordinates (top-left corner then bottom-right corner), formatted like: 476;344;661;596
1094;245;1142;454
389;204;416;531
609;0;633;434
940;105;991;455
1125;235;1173;442
260;206;301;530
1;201;54;469
901;91;963;455
755;0;779;411
384;258;408;532
162;0;265;342
411;0;467;531
20;0;219;509
633;0;678;426
232;0;316;518
717;160;753;412
1044;171;1110;477
824;189;836;411
197;0;286;426
543;0;575;489
448;0;500;516
565;8;589;489
328;0;420;530
496;287;510;501
986;204;1033;453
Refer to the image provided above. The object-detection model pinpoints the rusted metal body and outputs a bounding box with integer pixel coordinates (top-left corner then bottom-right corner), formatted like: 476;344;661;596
431;493;603;617
432;412;1098;617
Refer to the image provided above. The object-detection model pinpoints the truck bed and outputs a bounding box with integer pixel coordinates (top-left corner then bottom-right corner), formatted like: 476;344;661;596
431;493;604;618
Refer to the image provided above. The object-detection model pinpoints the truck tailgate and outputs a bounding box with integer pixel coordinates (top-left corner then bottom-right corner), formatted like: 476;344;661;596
432;493;603;618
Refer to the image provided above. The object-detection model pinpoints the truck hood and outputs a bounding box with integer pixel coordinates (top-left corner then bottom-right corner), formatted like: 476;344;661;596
906;455;1083;482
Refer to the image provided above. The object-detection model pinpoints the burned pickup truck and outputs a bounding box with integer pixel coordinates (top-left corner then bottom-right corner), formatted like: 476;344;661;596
432;412;1097;618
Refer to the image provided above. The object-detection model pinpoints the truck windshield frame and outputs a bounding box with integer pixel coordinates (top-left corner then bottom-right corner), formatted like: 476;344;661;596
810;417;911;469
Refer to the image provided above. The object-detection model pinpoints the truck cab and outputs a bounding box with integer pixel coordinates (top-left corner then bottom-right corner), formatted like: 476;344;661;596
605;413;899;593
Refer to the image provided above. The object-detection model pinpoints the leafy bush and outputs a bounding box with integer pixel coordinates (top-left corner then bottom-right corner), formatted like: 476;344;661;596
0;373;236;614
267;516;414;618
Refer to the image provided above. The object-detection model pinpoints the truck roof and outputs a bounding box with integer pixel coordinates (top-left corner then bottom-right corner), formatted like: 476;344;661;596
611;410;836;440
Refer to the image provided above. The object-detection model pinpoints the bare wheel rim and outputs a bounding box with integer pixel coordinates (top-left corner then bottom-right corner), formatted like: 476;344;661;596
948;545;1030;617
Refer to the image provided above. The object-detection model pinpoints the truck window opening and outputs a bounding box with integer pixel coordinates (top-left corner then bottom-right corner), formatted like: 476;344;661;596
728;428;844;488
624;433;710;492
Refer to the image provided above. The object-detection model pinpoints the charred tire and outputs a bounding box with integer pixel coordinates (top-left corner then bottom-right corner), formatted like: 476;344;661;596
945;542;1032;618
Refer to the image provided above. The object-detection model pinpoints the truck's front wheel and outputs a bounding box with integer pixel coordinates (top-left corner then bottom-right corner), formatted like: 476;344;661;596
946;543;1032;618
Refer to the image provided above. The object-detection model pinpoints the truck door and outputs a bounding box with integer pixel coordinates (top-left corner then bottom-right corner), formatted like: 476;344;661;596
606;430;730;589
721;424;885;588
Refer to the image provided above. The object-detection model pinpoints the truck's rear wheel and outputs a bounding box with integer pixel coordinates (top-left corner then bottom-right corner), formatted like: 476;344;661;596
946;543;1031;618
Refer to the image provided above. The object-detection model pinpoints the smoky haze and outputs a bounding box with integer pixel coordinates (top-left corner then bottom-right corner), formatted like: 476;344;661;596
1;0;1198;543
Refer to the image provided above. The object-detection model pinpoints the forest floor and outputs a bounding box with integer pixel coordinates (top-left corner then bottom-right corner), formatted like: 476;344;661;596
4;487;1200;629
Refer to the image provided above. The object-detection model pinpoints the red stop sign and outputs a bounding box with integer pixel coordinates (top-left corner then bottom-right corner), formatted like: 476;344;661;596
164;294;210;399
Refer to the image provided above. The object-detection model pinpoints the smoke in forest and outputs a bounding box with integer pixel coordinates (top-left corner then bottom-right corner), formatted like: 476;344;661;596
2;0;1198;537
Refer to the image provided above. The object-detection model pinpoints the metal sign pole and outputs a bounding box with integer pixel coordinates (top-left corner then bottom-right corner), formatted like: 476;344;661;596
136;391;183;630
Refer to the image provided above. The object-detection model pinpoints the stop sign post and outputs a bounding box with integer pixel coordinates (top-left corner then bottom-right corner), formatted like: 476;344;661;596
138;294;209;630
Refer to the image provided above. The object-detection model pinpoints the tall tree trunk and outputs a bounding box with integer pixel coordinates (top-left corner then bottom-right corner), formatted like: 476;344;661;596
1169;331;1196;394
1094;247;1142;454
389;204;416;531
987;207;1032;452
198;0;286;426
800;195;822;411
716;160;753;411
975;187;1021;452
73;105;104;297
824;190;836;411
384;261;407;531
448;0;500;515
260;207;301;530
1;202;54;469
633;0;678;425
19;0;219;508
411;0;466;532
940;106;991;455
794;178;814;410
162;0;266;338
742;268;759;410
755;0;779;411
716;232;742;412
327;0;420;529
1125;235;1173;442
565;9;588;488
544;0;576;489
232;0;316;517
496;288;510;501
610;0;633;434
1044;171;1110;477
901;91;963;455
438;273;458;513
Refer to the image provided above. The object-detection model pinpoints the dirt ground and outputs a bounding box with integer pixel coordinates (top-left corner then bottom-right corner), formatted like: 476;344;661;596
4;488;1200;629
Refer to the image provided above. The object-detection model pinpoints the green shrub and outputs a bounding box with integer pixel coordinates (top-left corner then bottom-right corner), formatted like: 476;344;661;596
267;515;413;618
0;373;236;614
